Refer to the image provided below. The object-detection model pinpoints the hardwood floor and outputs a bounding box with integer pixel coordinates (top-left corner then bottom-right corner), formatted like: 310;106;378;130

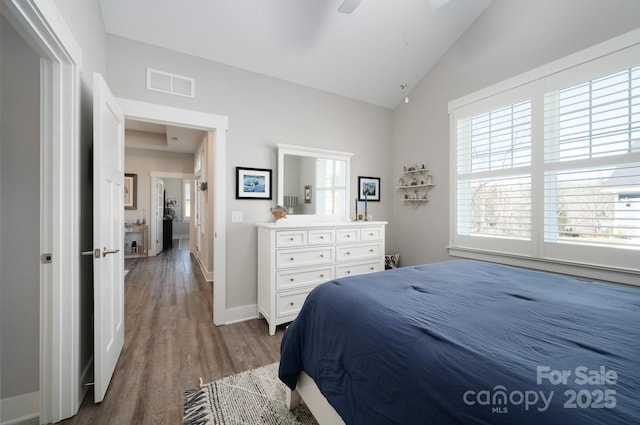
60;245;284;425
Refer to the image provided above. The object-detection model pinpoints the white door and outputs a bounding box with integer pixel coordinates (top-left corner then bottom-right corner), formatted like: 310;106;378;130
92;73;125;403
156;178;165;254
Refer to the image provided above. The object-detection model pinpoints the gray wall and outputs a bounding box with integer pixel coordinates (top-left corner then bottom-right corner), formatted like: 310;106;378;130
106;34;394;308
389;0;640;267
0;15;41;399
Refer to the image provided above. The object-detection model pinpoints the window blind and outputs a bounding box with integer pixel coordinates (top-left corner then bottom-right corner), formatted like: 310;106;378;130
456;99;532;242
543;65;640;250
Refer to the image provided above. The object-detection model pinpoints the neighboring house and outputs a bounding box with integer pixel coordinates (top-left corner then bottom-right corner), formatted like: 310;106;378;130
2;0;640;424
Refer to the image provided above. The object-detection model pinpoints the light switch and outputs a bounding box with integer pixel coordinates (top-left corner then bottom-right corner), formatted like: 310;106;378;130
231;211;244;223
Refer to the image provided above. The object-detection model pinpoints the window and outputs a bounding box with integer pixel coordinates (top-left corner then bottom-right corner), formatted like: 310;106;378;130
450;39;640;276
315;158;346;215
183;179;191;222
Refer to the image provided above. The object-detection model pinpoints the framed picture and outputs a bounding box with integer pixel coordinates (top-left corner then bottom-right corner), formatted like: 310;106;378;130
166;197;179;208
304;185;312;204
236;166;272;199
358;176;380;201
124;173;137;210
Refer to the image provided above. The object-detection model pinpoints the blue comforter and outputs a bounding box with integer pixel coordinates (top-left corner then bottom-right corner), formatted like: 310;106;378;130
279;260;640;424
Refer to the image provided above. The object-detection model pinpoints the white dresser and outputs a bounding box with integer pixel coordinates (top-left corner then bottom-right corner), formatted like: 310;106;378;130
257;221;387;335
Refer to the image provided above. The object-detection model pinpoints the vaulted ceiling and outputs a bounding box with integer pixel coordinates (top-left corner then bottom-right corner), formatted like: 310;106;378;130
100;0;492;110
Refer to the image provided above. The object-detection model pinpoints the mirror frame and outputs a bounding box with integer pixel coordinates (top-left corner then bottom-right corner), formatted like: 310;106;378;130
277;143;353;220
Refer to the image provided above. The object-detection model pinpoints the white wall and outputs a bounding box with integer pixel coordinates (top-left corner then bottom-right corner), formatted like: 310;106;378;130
0;15;41;400
390;0;640;267
106;35;394;309
163;178;190;238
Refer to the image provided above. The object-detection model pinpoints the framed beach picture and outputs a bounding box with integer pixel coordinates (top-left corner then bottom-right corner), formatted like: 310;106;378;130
236;167;272;199
358;176;380;201
124;173;137;210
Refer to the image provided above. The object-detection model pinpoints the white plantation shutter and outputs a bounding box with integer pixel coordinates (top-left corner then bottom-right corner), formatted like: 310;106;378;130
543;65;640;251
453;85;534;255
451;39;640;274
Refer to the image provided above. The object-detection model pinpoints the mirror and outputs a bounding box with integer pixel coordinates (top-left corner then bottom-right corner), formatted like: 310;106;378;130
278;144;353;218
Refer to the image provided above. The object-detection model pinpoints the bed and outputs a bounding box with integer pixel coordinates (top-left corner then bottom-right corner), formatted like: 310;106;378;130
279;260;640;424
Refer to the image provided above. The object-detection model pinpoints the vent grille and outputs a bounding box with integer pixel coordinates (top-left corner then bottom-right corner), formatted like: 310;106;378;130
147;68;195;98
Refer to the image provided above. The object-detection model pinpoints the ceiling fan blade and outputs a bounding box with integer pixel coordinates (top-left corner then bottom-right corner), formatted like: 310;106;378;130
338;0;363;14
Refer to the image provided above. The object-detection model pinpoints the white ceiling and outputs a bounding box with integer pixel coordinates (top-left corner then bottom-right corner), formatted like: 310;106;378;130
99;0;492;110
124;119;204;154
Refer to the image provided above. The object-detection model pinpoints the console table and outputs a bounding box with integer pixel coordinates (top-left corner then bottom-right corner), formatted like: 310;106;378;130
124;224;148;259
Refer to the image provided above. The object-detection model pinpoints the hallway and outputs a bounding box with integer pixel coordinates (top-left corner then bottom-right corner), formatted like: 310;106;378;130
61;248;284;424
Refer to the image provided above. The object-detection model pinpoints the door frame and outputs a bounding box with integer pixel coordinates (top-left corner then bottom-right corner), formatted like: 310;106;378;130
3;0;84;422
149;172;194;257
118;98;228;327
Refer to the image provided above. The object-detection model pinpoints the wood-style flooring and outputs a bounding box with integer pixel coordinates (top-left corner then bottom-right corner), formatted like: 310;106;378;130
59;244;284;424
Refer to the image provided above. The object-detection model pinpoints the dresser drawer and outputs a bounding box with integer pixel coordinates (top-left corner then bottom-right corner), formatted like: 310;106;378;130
276;289;312;318
336;243;381;262
276;230;307;248
336;228;360;243
361;226;382;241
336;260;384;278
276;247;334;269
308;229;334;245
276;267;333;291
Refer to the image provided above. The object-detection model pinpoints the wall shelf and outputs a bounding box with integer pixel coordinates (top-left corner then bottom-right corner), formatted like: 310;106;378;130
397;166;433;208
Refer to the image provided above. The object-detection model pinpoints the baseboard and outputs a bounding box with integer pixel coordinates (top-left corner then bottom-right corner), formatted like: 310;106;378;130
174;233;189;240
195;255;213;282
224;304;259;325
1;391;39;425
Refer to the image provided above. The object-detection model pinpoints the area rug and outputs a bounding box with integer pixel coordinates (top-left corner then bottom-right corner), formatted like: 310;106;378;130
183;363;317;425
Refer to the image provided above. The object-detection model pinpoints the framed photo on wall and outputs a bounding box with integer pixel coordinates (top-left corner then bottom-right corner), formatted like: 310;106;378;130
236;167;272;199
358;176;380;201
124;173;137;210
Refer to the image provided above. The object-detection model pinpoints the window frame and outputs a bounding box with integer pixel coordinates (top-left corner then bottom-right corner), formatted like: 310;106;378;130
448;30;640;285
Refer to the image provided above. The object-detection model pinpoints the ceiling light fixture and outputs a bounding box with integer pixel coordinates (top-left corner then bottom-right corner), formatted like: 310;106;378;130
400;2;410;104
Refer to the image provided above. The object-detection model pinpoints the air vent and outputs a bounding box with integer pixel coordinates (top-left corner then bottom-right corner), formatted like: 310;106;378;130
146;68;195;98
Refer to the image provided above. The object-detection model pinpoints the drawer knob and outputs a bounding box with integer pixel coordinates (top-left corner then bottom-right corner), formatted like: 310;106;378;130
346;251;351;255
320;254;324;258
346;235;351;238
369;233;374;236
290;302;294;306
370;267;375;270
290;257;295;261
320;236;324;239
290;237;294;241
290;278;295;282
320;274;324;278
369;249;374;253
346;271;351;274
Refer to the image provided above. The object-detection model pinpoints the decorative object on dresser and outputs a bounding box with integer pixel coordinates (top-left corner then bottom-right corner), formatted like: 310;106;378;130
235;166;272;199
257;221;387;335
397;163;433;207
270;205;287;221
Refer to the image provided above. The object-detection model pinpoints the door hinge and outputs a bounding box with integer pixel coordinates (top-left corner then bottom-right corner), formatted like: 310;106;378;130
41;253;53;264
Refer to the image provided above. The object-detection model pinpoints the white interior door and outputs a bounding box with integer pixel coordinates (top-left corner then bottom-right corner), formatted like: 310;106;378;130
92;73;125;403
156;178;165;254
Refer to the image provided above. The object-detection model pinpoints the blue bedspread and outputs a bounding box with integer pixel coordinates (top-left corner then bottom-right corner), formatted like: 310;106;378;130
279;260;640;424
